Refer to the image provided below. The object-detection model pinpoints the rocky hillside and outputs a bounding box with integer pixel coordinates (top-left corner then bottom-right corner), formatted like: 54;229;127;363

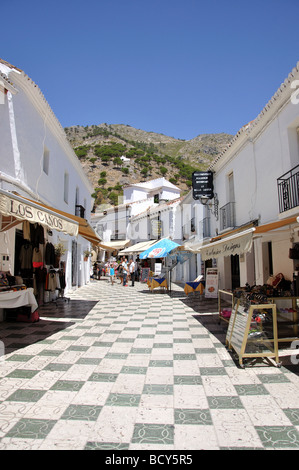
64;123;233;208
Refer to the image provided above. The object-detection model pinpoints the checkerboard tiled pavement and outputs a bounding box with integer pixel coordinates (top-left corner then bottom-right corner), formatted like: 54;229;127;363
1;278;299;450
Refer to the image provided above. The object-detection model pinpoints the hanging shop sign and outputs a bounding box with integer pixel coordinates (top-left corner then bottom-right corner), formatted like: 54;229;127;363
0;190;79;237
192;171;214;200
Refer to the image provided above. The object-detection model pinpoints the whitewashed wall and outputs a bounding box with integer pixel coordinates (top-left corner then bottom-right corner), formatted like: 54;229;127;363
0;64;94;293
210;72;299;287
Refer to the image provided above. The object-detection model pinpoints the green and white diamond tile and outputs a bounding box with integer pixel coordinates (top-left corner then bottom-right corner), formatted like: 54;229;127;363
1;279;299;449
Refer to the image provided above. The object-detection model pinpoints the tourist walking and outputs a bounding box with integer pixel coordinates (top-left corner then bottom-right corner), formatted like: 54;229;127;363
129;258;135;286
109;264;115;285
122;257;128;286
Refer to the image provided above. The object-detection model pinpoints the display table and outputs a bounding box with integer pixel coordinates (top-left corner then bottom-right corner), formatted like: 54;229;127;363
184;281;205;296
147;277;168;292
0;288;38;321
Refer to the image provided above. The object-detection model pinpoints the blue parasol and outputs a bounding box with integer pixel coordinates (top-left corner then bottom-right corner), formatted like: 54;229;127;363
139;238;181;259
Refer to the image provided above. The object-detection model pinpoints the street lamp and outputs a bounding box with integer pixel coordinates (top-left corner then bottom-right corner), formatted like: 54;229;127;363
200;193;219;220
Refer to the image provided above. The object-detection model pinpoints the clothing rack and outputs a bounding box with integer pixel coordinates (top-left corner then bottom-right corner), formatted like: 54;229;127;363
18;224;71;308
48;266;70;306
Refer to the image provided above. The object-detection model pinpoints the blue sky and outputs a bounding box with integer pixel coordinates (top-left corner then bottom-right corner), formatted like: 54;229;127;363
2;0;299;140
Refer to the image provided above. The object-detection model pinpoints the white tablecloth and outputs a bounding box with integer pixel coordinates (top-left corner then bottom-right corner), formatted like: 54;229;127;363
0;288;38;313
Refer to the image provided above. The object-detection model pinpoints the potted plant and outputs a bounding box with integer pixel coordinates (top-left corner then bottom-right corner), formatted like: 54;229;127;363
54;243;66;268
84;249;92;261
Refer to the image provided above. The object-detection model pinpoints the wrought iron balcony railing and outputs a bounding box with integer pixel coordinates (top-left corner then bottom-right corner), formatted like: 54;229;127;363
111;230;126;240
198;217;211;239
219;202;235;231
277;164;299;213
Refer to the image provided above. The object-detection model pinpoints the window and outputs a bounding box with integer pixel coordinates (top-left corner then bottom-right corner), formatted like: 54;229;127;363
43;147;50;175
154;194;159;203
228;172;235;202
64;172;69;204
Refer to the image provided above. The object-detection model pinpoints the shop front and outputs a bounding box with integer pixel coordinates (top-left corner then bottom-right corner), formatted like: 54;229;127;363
198;216;299;294
199;227;256;291
199;216;299;366
0;189;100;321
97;239;131;263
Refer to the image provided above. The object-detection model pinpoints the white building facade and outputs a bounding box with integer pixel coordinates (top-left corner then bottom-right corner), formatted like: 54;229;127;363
91;178;182;259
197;61;299;292
0;59;98;299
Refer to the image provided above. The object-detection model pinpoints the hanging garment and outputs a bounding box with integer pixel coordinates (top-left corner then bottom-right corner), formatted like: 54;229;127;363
56;272;61;290
47;272;57;291
19;244;33;269
35;266;47;284
30;223;45;247
45;242;55;266
23;221;31;241
32;247;43;268
59;272;66;289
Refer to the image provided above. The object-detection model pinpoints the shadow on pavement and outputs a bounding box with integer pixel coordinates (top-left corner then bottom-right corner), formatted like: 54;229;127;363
0;299;98;356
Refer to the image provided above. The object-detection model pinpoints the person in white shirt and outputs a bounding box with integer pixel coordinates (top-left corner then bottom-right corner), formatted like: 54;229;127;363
122;257;128;286
129;258;136;286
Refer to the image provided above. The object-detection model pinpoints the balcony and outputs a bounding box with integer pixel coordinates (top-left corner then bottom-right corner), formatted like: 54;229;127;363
220;202;235;231
199;217;211;238
183;217;196;239
277;164;299;213
111;230;126;241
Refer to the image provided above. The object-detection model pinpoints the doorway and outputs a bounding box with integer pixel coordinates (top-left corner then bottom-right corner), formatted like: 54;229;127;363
231;254;240;289
72;240;77;286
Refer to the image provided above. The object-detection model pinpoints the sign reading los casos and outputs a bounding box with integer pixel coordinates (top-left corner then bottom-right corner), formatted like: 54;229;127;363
0;191;78;237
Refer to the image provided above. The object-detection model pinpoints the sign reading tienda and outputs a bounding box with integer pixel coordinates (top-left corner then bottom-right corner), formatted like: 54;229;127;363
192;171;214;200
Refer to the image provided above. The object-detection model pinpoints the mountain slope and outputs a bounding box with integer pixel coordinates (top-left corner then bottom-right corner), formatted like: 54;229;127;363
64;123;233;208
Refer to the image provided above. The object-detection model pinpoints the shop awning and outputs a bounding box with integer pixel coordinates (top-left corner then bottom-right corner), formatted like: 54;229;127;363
99;239;131;252
0;189;79;237
197;215;299;261
255;215;299;234
17;194;101;245
119;239;157;255
182;239;205;252
198;228;256;261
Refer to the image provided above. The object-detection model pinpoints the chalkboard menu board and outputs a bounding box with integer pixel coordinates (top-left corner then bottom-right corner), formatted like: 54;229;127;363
140;268;150;283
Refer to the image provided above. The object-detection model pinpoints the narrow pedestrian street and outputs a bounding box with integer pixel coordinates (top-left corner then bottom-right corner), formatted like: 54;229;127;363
1;278;299;450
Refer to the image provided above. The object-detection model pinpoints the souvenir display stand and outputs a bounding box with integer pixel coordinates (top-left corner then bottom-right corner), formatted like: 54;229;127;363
225;297;279;368
219;277;299;360
218;289;234;324
0;222;70;322
268;296;299;343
